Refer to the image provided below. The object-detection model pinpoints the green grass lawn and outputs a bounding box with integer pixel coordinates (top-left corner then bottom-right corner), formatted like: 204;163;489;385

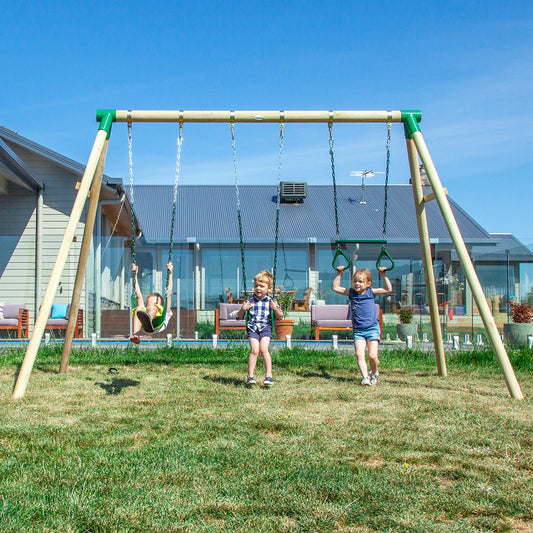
1;346;532;532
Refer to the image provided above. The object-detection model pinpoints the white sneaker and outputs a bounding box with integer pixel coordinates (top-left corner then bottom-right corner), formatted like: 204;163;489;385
361;375;371;386
369;371;379;386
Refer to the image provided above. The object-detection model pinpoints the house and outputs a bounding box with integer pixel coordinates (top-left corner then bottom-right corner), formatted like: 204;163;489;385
0;125;138;336
1;126;532;339
130;183;533;321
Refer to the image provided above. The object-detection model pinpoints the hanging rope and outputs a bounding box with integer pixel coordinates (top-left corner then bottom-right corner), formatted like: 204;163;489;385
376;121;395;272
329;116;351;270
231;117;247;297
272;115;284;289
102;193;126;255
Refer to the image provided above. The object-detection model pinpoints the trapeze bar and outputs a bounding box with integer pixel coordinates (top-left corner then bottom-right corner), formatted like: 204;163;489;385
98;109;411;124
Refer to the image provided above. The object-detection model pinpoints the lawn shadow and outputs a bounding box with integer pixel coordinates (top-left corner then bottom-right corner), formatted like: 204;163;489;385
95;378;140;395
290;366;354;383
203;374;244;388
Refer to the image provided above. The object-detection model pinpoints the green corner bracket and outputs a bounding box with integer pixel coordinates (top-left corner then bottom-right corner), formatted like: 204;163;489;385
401;110;422;139
96;109;116;139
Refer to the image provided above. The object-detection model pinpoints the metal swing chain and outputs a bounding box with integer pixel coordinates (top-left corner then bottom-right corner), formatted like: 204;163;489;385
382;122;391;241
231;120;247;297
166;122;183;294
329;118;352;271
375;121;395;273
272;118;284;289
329;121;340;240
127;120;137;303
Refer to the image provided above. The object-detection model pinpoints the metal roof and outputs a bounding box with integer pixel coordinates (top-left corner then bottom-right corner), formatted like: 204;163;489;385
470;233;533;262
133;184;493;245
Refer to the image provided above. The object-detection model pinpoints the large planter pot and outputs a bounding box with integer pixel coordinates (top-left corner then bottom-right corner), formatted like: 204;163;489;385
396;323;418;342
503;323;533;347
275;319;294;340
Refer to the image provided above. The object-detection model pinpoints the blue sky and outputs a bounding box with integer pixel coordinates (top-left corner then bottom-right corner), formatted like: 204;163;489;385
3;1;532;243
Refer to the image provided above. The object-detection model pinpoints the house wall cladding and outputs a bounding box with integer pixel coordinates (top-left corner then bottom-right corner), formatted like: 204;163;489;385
0;143;86;334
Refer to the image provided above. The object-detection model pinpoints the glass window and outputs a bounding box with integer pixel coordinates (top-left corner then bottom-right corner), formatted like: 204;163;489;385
160;246;193;309
201;243;310;309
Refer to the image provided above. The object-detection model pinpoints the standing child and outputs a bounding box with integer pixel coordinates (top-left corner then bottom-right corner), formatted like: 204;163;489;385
332;265;392;386
235;270;283;387
130;262;173;344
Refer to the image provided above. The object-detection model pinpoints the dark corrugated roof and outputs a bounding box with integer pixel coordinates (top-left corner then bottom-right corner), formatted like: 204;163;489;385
133;184;491;245
470;233;533;262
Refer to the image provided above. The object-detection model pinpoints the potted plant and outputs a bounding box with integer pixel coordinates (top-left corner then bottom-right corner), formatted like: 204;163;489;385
274;291;296;340
503;302;533;347
396;307;418;341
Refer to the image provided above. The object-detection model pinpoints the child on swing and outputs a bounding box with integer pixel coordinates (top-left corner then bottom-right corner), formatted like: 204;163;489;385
332;264;392;386
130;262;173;344
234;270;284;387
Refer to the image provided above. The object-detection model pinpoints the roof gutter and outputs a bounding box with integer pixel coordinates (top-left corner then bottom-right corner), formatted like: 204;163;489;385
0;137;43;193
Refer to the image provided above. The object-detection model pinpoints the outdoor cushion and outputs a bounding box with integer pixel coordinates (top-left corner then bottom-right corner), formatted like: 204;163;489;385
3;303;26;319
218;303;246;327
311;304;351;324
51;304;69;319
0;302;4;319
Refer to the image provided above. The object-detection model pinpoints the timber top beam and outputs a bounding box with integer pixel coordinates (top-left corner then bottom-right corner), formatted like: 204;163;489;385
96;109;422;125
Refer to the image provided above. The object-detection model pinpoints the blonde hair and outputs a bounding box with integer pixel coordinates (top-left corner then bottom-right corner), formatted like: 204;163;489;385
254;270;274;289
353;268;372;284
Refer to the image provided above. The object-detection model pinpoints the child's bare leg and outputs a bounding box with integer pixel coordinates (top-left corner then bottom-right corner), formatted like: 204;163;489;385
132;311;143;336
367;340;380;375
130;290;145;343
354;339;369;378
259;336;272;377
247;338;260;378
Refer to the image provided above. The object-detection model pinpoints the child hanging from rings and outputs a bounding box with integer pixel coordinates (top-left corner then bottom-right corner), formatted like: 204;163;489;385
332;265;392;386
130;262;173;344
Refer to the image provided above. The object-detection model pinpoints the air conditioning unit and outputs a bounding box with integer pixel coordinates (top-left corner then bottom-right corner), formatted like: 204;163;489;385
280;181;307;203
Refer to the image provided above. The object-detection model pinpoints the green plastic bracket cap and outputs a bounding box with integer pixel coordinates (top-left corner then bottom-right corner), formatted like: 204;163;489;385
96;109;116;139
401;110;422;139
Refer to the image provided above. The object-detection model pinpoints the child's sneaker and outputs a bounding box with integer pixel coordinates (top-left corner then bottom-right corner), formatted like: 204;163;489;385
136;309;154;333
369;371;379;386
263;377;274;387
246;377;257;387
361;375;371;386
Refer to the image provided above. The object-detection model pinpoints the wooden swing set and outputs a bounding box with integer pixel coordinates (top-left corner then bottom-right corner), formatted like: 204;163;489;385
11;109;523;400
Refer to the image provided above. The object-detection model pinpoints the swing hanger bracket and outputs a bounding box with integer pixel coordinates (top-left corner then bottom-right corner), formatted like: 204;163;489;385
96;109;116;138
401;110;422;139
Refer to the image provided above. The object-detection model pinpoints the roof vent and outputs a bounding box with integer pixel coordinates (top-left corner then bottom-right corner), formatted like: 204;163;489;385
280;181;307;203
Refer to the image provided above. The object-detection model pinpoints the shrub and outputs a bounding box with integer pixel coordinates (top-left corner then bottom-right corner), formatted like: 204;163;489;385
398;307;414;324
509;302;533;323
194;321;215;339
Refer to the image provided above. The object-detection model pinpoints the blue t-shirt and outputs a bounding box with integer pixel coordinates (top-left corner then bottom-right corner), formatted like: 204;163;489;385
348;287;377;329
